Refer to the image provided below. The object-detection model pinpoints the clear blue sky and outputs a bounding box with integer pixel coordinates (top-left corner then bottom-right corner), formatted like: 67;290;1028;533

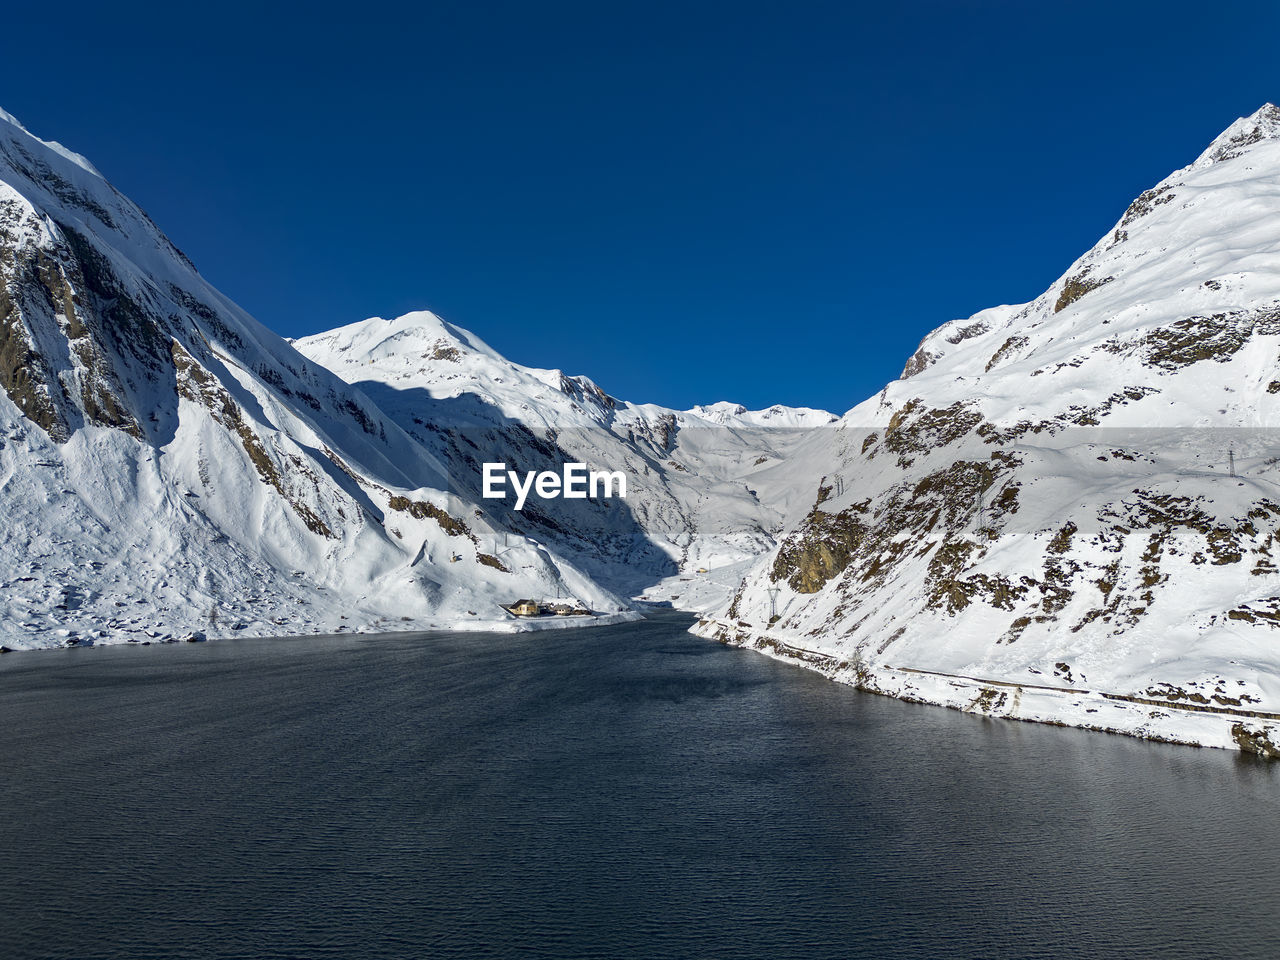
4;1;1277;412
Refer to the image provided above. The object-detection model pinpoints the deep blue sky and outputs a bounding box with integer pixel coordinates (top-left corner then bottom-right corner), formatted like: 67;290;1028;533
4;1;1277;412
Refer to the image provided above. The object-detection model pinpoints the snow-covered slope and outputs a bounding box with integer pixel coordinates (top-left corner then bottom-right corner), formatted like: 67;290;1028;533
695;104;1280;757
15;97;1280;758
0;109;629;649
295;312;835;597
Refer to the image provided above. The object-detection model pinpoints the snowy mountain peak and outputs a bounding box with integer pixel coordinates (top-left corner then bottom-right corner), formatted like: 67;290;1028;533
892;101;1280;432
0;114;633;647
688;401;837;428
697;105;1280;755
692;402;748;418
1195;102;1280;166
296;308;839;597
301;310;836;433
0;106;102;177
308;310;501;366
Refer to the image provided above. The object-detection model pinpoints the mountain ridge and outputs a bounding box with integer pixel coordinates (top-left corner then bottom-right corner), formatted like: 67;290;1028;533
0;106;829;648
693;103;1280;756
7;100;1280;758
0;107;637;647
295;310;837;596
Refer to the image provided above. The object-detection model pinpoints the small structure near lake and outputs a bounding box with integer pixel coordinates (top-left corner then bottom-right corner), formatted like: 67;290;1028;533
501;598;593;618
506;599;541;617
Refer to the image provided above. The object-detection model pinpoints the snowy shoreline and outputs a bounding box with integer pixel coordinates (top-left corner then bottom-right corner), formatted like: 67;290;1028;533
0;608;642;655
692;617;1280;759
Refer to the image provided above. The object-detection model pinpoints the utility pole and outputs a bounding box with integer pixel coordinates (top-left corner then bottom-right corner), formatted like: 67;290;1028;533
766;586;780;620
1229;448;1236;478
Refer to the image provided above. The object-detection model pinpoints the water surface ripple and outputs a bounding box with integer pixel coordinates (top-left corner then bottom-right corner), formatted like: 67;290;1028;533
1;610;1277;959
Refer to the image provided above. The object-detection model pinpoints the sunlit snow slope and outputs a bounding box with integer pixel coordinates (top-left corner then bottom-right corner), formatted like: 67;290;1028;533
0;109;628;648
296;312;835;596
695;104;1280;756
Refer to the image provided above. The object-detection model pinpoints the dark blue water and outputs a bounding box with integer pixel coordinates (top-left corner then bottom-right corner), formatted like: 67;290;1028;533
2;609;1278;959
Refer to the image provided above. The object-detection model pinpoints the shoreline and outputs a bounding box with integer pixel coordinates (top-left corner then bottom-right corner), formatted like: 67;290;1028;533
692;617;1280;760
0;608;642;655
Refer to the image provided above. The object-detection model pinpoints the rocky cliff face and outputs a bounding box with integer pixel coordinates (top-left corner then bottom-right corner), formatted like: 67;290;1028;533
695;104;1280;753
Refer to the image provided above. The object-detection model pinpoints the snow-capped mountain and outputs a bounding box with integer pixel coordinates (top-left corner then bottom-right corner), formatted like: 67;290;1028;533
0;106;833;650
695;104;1280;755
295;312;835;595
0;108;630;649
10;96;1280;758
